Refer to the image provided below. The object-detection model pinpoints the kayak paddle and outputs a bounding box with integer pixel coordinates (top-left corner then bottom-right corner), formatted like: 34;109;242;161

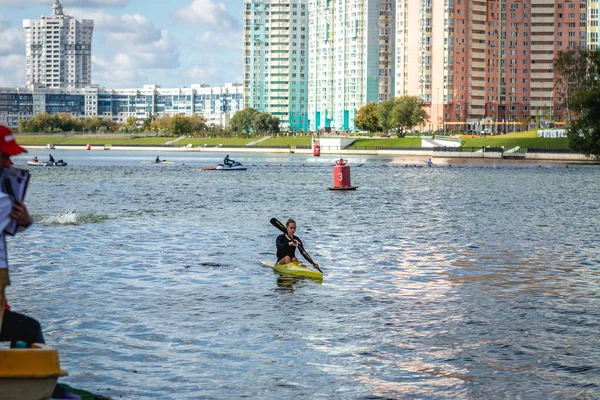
270;217;322;273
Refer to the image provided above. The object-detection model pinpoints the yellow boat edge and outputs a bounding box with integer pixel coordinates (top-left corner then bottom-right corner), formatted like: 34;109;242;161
259;260;323;281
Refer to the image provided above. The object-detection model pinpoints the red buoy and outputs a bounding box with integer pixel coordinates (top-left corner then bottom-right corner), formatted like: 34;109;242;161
86;143;91;150
313;143;321;157
328;158;357;191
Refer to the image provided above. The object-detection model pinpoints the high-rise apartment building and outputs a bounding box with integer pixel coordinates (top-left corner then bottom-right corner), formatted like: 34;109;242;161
243;0;309;131
588;0;599;49
395;0;455;129
23;0;93;89
308;0;390;131
394;0;591;131
378;0;395;101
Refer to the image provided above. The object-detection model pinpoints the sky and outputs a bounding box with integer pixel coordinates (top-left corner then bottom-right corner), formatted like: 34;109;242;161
0;0;243;88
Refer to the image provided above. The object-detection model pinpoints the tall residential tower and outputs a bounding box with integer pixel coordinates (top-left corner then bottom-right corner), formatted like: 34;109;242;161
243;0;309;131
23;0;93;89
308;0;391;131
395;0;592;130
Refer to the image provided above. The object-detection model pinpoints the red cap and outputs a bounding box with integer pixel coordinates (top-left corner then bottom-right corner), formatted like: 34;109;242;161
0;125;27;156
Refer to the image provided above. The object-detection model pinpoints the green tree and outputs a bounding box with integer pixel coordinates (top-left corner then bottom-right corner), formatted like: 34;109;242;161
252;112;271;133
170;114;193;135
267;114;280;134
553;49;600;121
355;103;380;135
18;119;29;133
150;114;172;133
189;114;207;133
567;85;600;157
124;116;139;132
229;108;259;134
390;96;429;137
142;114;154;131
376;98;395;132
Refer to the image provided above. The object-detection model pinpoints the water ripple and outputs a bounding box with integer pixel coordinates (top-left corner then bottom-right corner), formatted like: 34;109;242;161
4;153;600;398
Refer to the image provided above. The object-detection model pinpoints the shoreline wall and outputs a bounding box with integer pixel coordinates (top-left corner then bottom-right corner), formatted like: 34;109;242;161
24;145;599;163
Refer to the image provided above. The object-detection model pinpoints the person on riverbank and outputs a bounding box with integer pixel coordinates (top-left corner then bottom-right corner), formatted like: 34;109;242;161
224;154;234;167
0;126;43;348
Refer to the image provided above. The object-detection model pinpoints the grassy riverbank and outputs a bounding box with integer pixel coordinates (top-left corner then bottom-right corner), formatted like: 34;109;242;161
16;130;570;150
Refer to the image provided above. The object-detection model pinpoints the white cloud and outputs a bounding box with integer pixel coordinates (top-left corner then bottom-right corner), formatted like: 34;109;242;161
59;0;129;6
194;30;241;52
66;9;162;44
0;55;26;87
0;28;24;55
0;15;10;31
172;0;240;30
183;54;242;86
0;18;25;87
64;10;181;87
0;0;28;6
0;0;128;7
91;30;180;87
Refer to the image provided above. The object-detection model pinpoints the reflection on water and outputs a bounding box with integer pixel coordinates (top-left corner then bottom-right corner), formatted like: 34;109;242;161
5;151;600;399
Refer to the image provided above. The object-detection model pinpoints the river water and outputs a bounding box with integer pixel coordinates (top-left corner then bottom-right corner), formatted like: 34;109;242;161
5;150;600;399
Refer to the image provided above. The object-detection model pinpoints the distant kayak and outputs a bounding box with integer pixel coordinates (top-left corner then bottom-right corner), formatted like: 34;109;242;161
259;260;323;281
27;160;68;167
140;161;175;165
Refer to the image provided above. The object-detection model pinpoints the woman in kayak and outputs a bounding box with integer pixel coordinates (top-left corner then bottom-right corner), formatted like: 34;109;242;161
276;219;301;264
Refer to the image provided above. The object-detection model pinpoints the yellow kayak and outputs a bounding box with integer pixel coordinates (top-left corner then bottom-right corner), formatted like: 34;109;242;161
260;260;323;281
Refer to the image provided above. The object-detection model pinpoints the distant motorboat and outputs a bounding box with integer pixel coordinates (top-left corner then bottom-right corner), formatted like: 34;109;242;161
201;161;247;171
27;160;68;167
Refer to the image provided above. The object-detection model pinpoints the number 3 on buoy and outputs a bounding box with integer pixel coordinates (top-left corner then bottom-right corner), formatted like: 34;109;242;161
328;158;357;190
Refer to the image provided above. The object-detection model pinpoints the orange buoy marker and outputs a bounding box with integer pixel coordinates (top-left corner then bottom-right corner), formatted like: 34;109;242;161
328;158;357;191
86;143;91;150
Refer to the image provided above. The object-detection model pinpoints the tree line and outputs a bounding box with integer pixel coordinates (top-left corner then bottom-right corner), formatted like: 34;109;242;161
17;110;281;137
354;96;429;137
228;108;280;134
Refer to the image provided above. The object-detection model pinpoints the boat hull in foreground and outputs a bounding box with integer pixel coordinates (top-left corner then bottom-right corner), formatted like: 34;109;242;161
0;343;67;400
259;260;323;280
